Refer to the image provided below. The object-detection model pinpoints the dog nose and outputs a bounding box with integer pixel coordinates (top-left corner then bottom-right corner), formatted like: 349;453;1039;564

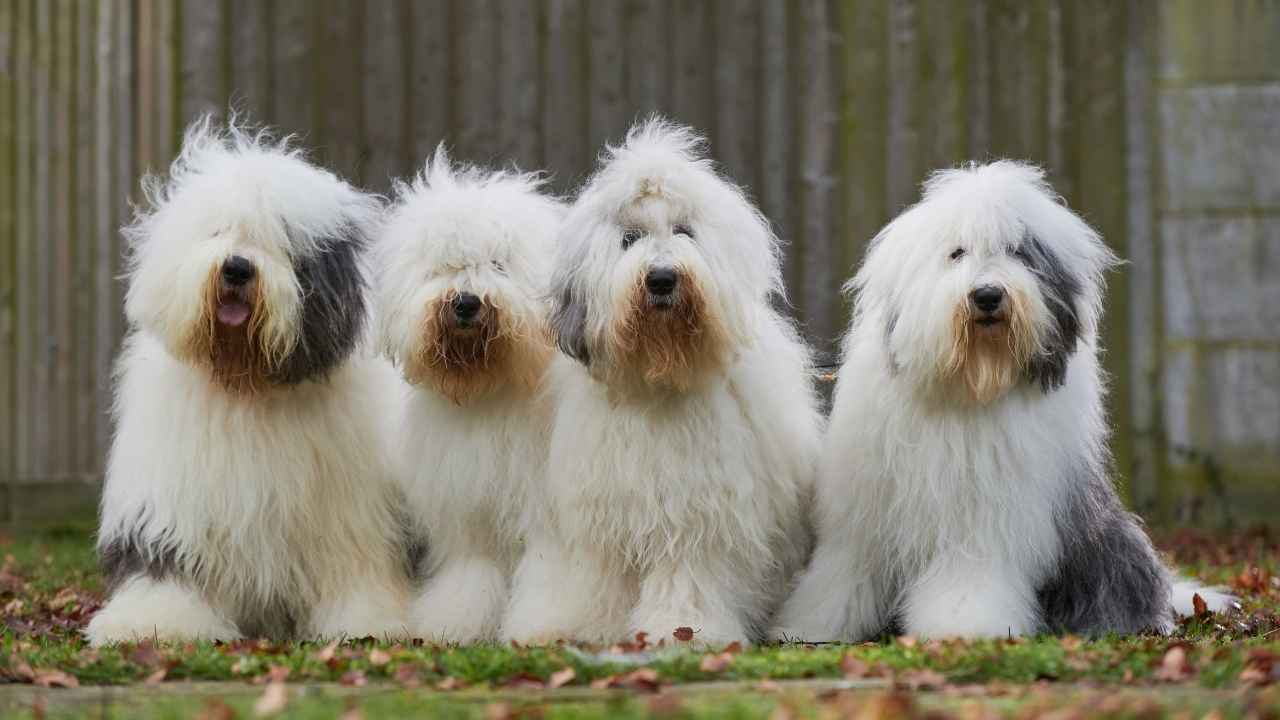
221;256;255;286
644;268;678;296
452;292;482;321
971;285;1004;313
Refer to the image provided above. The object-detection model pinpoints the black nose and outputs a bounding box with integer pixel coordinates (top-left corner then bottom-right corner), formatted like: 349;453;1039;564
971;285;1005;313
452;292;482;321
221;256;255;286
644;267;678;296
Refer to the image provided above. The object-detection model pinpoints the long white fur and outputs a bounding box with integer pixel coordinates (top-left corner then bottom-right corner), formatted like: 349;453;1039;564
501;120;823;647
86;120;410;646
772;161;1230;641
375;148;564;643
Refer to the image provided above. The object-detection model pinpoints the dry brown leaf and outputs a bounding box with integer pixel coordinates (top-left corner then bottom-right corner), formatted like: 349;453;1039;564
339;700;364;720
1192;593;1209;616
672;627;695;642
723;641;743;655
896;668;948;691
368;648;391;667
144;668;167;685
394;664;422;689
896;635;918;648
435;676;468;691
194;698;236;720
699;652;733;673
840;653;871;679
755;679;783;693
32;669;79;688
647;692;683;716
127;642;163;668
1154;645;1193;682
486;703;514;720
548;666;576;688
313;641;338;663
340;670;367;687
253;682;288;717
855;691;915;720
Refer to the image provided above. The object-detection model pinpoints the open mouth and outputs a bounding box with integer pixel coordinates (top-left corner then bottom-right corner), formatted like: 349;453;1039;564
216;297;252;327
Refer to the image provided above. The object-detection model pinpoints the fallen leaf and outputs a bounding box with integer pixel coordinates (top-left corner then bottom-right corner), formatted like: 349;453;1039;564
672;627;695;642
486;703;514;720
896;668;947;690
435;676;468;691
194;696;238;717
340;700;364;720
144;668;167;685
4;599;24;615
1193;593;1209;616
339;670;367;687
1154;645;1193;682
755;679;783;693
548;666;576;688
896;635;918;648
856;692;915;720
699;652;733;673
32;669;79;688
840;653;871;679
313;641;338;663
647;692;683;716
368;648;391;667
127;642;164;668
502;672;546;690
253;681;288;716
394;664;422;688
47;588;80;612
723;641;743;655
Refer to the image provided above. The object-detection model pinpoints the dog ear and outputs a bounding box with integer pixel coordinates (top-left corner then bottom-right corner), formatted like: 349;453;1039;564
1016;231;1082;392
549;269;590;365
271;220;370;384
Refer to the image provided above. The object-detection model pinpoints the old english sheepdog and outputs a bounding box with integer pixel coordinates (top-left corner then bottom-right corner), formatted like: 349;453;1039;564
375;148;564;643
501;119;823;647
85;119;411;646
772;161;1233;641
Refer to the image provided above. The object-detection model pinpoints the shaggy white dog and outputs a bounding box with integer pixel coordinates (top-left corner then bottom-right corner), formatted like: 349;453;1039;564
772;161;1233;641
375;149;564;643
85;119;411;646
501;119;823;647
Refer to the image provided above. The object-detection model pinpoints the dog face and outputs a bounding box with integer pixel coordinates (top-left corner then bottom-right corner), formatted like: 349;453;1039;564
124;119;378;394
550;119;782;393
852;161;1116;406
375;148;562;404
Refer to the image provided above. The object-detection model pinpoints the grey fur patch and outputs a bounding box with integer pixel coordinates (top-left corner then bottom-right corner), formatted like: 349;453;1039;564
548;261;591;365
1037;459;1172;636
270;222;369;384
1015;233;1082;392
883;308;900;374
98;527;185;595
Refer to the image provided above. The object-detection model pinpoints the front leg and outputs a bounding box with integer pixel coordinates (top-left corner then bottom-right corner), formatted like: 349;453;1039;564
771;538;888;643
310;573;410;642
502;534;632;645
901;555;1040;639
630;560;749;648
85;575;241;647
410;554;507;644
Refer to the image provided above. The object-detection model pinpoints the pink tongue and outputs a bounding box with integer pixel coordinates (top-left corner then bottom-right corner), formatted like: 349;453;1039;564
216;301;251;327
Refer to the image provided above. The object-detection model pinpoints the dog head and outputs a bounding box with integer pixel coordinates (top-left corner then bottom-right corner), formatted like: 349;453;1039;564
124;117;379;394
549;118;782;394
375;147;562;404
851;161;1117;406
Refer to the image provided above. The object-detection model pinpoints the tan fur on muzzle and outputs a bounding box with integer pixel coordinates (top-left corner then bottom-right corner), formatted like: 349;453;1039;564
181;267;279;395
603;271;730;392
405;294;553;404
941;288;1039;405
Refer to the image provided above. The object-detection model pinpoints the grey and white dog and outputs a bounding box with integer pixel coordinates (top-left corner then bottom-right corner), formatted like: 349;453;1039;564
772;162;1232;641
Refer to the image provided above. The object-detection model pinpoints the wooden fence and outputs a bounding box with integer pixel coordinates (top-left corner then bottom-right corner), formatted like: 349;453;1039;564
1;0;1144;523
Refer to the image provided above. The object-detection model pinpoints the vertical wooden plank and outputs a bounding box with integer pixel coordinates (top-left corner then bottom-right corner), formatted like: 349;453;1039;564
51;0;74;479
759;0;793;297
12;0;29;491
966;0;992;158
180;0;226;124
917;0;972;169
407;0;450;166
1066;0;1133;487
316;0;361;181
496;0;541;172
836;0;889;297
31;0;51;480
0;0;14;495
450;0;497;164
624;0;669;116
153;0;178;165
713;0;758;194
586;0;626;156
363;0;408;192
271;0;315;140
230;0;270;120
135;0;155;175
542;0;588;191
793;0;838;354
670;0;714;138
74;0;96;476
885;0;920;213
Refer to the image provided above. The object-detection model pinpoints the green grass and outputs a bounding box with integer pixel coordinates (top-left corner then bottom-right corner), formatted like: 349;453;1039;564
2;525;1279;718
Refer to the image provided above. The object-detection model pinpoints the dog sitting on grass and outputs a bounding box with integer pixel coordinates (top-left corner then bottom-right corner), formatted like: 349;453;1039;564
86;119;410;645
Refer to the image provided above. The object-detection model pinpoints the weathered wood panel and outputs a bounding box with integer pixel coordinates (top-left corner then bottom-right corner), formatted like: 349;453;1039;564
7;0;1276;524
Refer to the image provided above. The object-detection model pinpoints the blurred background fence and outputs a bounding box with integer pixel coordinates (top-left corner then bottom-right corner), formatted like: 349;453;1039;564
1;0;1277;527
